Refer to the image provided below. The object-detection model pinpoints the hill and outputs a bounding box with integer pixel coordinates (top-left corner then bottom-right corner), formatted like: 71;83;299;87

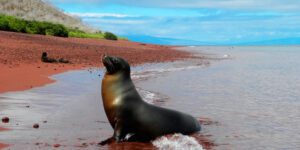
0;0;93;32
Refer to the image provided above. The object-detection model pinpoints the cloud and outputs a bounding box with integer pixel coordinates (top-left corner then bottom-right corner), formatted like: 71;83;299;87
48;0;300;11
68;12;130;18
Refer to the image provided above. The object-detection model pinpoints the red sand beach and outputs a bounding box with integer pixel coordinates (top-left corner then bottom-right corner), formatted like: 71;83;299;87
0;30;190;93
0;31;215;149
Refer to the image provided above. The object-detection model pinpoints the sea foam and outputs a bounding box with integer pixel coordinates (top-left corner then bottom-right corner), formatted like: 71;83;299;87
152;134;204;150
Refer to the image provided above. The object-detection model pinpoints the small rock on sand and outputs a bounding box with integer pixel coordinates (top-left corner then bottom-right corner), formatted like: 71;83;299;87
2;117;9;123
53;144;61;148
33;123;39;129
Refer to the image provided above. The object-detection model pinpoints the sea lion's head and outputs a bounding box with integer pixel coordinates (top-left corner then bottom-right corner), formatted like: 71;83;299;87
42;52;48;58
102;55;130;76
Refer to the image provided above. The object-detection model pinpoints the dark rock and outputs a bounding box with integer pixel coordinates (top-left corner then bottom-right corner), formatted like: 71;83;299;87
53;144;61;148
2;117;9;123
33;123;39;129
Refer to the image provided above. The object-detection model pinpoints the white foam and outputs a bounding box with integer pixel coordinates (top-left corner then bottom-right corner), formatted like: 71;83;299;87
144;92;156;102
152;134;204;150
146;65;201;73
223;54;230;58
136;88;158;104
132;65;202;80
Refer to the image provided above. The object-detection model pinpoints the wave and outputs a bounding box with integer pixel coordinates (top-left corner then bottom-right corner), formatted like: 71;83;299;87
131;65;203;81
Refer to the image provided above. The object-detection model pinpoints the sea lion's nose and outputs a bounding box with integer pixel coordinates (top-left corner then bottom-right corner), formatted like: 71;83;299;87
102;54;108;61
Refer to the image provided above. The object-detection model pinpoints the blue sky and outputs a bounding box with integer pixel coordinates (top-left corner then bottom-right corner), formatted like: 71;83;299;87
48;0;300;45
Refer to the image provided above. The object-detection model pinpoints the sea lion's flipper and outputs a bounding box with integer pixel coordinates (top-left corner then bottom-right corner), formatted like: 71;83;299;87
58;58;70;63
98;136;115;145
113;119;127;142
124;133;135;141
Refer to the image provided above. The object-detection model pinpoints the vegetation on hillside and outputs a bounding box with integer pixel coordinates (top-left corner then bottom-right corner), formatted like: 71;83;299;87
0;0;93;32
0;14;69;37
68;29;104;39
0;0;125;40
0;14;120;40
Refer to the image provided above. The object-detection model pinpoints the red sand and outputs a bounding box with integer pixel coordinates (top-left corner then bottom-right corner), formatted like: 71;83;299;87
0;30;190;94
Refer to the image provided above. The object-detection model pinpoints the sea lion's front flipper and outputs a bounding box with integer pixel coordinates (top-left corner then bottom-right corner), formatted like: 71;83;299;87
125;133;135;141
113;119;127;142
98;137;115;145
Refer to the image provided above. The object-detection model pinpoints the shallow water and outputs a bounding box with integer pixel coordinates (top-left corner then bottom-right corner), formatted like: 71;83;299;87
1;46;300;149
137;46;300;149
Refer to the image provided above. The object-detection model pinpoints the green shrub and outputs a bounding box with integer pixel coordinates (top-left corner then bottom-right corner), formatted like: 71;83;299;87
25;21;42;34
45;28;55;36
0;15;9;30
68;29;104;39
8;19;27;33
104;32;118;40
0;15;28;33
46;24;68;37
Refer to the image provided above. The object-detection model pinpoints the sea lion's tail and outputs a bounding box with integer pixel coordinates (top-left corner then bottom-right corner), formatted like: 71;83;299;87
194;118;201;131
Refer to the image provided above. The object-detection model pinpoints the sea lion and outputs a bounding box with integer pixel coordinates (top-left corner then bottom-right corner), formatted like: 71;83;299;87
41;52;57;63
41;52;70;63
101;55;200;143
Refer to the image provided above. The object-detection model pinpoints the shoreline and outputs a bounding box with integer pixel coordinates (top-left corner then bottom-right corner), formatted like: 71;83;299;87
0;31;191;149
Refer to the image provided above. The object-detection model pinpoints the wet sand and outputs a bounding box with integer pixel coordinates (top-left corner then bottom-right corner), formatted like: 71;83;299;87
0;127;9;131
0;143;8;150
0;127;9;149
0;64;81;94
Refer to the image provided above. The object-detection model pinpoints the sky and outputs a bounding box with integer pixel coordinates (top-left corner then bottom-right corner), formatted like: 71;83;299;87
48;0;300;45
